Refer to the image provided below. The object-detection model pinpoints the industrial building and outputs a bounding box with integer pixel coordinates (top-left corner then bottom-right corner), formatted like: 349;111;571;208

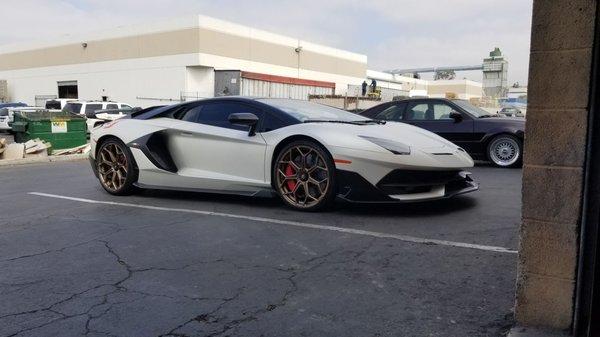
0;15;367;107
364;70;482;100
0;14;491;108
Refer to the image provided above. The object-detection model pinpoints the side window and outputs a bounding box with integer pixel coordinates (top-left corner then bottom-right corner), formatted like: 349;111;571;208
85;103;102;115
181;106;202;122
432;103;454;120
120;104;132;109
405;103;429;120
261;113;286;132
361;104;388;119
196;102;263;131
375;103;406;121
106;103;118;110
64;103;82;114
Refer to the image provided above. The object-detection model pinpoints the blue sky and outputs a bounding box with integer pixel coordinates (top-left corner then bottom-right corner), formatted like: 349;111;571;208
0;0;533;84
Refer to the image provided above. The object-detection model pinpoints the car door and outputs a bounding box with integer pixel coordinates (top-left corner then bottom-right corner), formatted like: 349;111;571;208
167;101;268;193
403;100;475;151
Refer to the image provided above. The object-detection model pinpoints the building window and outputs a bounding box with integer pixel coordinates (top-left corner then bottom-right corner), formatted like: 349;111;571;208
57;81;78;99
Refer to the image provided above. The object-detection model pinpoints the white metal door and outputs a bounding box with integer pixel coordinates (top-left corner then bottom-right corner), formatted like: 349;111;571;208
168;121;268;193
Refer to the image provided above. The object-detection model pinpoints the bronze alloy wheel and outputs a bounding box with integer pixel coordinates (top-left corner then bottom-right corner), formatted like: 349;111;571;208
97;142;129;192
275;145;331;209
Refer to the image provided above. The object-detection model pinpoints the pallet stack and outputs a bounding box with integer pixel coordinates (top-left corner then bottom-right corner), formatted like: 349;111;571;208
0;138;5;158
0;138;51;160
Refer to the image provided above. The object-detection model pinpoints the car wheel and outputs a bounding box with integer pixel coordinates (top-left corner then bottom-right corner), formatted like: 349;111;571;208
96;138;139;195
273;140;336;211
487;134;522;168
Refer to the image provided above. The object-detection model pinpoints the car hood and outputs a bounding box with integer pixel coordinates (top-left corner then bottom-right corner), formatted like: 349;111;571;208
289;121;462;153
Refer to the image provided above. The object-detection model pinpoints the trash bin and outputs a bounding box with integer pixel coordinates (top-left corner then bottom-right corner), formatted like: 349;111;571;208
11;109;87;153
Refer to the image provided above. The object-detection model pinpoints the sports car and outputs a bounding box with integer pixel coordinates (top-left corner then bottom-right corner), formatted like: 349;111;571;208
89;97;478;211
360;98;526;167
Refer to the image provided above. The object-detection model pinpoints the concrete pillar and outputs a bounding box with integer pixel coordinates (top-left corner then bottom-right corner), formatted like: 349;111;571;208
516;0;597;330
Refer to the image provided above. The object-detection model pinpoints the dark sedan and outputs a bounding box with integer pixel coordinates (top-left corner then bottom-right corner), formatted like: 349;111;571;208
360;98;525;167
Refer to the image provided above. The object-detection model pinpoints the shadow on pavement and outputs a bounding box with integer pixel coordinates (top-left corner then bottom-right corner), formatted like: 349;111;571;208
135;188;478;218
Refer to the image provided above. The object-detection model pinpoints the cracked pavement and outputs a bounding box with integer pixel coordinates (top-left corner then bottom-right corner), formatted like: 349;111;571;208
0;161;521;336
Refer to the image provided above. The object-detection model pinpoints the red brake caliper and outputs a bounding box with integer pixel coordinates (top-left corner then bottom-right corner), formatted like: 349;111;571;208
285;164;297;190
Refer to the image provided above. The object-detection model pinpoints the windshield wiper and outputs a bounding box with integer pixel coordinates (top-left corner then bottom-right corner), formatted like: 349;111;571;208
303;119;386;125
478;115;494;118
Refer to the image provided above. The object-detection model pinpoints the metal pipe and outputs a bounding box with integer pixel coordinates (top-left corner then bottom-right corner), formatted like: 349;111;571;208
384;65;483;75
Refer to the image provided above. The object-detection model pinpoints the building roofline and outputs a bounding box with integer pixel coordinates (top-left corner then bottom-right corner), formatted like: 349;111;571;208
0;14;366;64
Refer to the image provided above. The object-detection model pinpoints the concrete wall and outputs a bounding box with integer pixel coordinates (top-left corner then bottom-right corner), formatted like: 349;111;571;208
516;0;597;330
427;80;483;100
0;14;368;104
185;66;215;99
0;53;195;107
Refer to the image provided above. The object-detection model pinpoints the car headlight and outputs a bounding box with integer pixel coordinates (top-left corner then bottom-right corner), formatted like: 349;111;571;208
359;136;411;155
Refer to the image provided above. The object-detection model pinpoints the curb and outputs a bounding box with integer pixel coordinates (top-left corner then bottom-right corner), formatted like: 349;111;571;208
0;154;88;167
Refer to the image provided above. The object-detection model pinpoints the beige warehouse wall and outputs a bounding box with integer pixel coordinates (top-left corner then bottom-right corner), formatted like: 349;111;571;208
0;27;366;79
427;81;483;99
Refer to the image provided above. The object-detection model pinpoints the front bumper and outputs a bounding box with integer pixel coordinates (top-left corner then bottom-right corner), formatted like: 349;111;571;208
336;169;478;203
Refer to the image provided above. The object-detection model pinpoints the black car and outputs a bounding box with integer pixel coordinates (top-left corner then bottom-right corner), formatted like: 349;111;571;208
360;98;525;167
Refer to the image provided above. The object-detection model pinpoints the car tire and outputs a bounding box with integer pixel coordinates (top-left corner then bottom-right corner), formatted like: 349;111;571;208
96;138;139;195
273;140;336;211
487;134;522;168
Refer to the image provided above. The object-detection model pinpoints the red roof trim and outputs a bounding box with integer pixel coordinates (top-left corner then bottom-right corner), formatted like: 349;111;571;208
241;71;336;89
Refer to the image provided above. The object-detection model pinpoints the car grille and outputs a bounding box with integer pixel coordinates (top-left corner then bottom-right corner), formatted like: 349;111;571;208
376;170;463;195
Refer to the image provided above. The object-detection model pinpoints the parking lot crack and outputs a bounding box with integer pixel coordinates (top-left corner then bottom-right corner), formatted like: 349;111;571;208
159;289;245;337
1;283;120;337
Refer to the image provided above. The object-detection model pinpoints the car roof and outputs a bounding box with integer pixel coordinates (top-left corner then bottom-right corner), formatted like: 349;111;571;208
0;102;27;108
66;101;130;104
131;96;301;122
392;97;467;103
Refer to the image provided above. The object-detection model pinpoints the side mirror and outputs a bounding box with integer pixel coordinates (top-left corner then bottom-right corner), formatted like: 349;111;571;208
449;111;463;123
228;113;259;136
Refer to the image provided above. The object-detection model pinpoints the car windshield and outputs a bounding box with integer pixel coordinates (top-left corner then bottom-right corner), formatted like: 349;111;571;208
259;98;369;122
452;100;494;118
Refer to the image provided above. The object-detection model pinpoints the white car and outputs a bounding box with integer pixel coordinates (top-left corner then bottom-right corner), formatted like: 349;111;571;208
45;99;76;110
89;98;478;211
63;101;134;131
0;106;50;132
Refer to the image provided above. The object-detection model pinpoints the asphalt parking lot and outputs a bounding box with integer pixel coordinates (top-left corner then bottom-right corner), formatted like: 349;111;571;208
0;160;521;337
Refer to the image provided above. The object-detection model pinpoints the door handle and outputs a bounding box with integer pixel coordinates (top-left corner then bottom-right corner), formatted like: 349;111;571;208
180;132;194;137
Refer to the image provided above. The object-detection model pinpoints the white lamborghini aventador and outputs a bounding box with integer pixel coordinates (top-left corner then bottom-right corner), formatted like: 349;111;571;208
89;97;478;211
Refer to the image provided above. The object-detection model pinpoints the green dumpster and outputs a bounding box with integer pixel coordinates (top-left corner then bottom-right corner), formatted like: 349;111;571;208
11;109;87;153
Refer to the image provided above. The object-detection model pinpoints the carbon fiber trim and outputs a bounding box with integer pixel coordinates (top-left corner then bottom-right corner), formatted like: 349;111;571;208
127;131;178;173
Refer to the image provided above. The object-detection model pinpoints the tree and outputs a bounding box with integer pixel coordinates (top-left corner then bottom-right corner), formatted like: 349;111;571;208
434;70;456;80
